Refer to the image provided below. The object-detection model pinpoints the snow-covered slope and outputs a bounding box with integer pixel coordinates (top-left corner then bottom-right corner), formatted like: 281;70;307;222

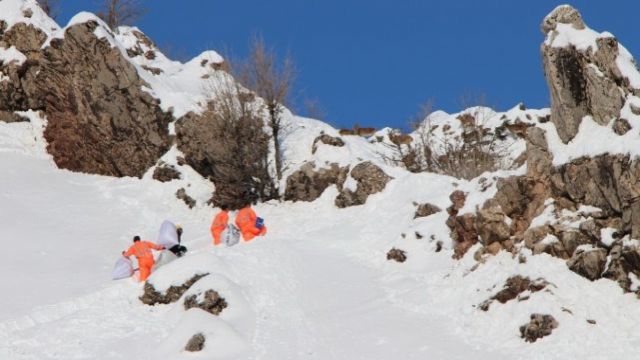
4;126;640;359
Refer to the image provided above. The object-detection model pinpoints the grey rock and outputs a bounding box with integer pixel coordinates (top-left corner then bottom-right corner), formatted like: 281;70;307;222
335;162;393;208
284;162;349;202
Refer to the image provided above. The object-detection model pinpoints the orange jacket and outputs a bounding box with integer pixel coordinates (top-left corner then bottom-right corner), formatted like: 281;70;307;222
236;207;266;241
236;207;257;231
210;210;229;245
123;241;163;262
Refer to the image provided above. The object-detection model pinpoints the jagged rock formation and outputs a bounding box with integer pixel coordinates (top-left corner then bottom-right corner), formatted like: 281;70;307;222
0;14;172;177
454;6;640;296
335;162;393;208
39;21;172;177
541;5;639;143
284;162;349;202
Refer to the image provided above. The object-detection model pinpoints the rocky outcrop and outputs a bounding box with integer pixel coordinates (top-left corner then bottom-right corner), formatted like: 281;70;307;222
520;314;558;343
567;247;607;281
37;21;172;177
335;162;393;208
311;133;345;154
140;273;208;305
184;290;228;316
479;276;549;311
284;162;349;202
445;191;479;259
541;5;636;143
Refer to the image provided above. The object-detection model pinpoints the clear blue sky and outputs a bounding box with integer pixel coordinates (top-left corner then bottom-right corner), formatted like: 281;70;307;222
55;1;640;130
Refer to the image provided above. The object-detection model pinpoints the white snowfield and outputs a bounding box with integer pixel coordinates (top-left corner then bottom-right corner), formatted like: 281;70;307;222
3;116;640;360
4;1;640;359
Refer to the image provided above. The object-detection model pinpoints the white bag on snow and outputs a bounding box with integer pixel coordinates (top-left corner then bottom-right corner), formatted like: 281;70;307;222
221;224;241;247
157;220;180;249
153;250;178;271
112;257;134;280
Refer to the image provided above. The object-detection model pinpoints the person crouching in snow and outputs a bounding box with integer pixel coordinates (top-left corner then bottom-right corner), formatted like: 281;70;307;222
211;205;229;246
122;236;164;281
236;204;267;241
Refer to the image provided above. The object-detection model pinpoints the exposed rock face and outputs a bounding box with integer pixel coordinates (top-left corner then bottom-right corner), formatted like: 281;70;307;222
335;162;393;208
284;162;349;202
414;203;441;219
185;333;205;352
567;248;607;281
479;276;549;311
551;154;640;238
541;5;634;143
602;244;640;291
386;248;407;263
184;290;228;315
140;273;208;305
445;191;479;259
38;21;171;177
311;134;345;154
520;314;558;343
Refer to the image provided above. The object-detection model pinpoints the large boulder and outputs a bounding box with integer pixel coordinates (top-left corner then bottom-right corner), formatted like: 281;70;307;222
541;5;635;143
37;20;172;177
567;247;607;281
284;162;349;202
335;162;393;208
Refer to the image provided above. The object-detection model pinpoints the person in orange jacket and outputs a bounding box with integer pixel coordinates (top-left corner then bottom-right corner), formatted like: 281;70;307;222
211;205;229;246
122;236;164;282
236;205;267;241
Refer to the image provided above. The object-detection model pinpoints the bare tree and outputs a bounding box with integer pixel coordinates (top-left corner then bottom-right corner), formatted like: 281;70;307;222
97;0;147;29
37;0;59;19
203;78;275;208
394;96;514;180
237;36;295;198
303;98;326;120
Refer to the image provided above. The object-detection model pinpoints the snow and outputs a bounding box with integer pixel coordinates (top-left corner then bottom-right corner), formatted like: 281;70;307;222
0;0;60;38
616;44;640;89
541;115;640;165
0;45;27;65
545;23;606;51
600;228;617;247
